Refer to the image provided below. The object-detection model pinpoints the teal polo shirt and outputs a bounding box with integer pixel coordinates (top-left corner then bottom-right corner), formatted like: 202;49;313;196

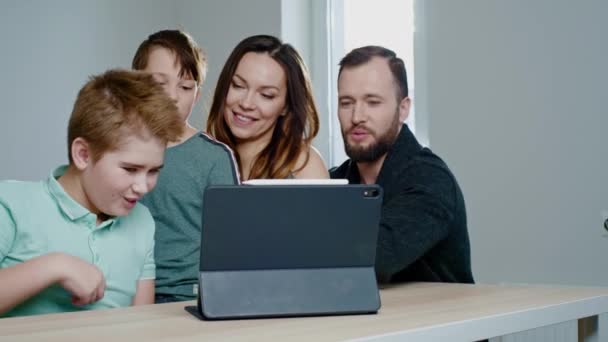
0;166;155;317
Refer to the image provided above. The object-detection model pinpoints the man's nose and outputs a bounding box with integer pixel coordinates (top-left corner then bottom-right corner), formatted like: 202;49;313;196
352;103;366;124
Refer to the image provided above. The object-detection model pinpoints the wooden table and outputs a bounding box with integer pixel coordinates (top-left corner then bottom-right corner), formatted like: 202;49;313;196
1;282;607;341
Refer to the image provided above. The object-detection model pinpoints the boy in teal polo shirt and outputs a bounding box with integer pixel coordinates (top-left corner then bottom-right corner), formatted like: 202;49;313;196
0;69;183;317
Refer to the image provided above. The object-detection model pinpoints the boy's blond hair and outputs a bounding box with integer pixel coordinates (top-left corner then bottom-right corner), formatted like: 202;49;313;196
67;69;183;163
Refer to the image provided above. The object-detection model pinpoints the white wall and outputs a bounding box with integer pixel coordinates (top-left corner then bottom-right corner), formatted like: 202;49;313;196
416;0;608;285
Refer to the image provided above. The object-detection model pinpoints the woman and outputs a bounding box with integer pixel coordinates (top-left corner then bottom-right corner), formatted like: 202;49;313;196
206;35;328;180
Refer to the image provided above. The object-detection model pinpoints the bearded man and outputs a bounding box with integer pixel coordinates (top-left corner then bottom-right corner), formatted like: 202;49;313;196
330;46;474;284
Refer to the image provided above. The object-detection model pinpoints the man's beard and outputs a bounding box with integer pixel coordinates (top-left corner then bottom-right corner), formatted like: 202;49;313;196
342;111;401;163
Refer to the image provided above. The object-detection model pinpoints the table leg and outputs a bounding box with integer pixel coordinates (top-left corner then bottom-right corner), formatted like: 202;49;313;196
578;315;599;342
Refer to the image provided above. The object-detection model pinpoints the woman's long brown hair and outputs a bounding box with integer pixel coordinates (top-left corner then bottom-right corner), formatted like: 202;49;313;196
206;35;319;179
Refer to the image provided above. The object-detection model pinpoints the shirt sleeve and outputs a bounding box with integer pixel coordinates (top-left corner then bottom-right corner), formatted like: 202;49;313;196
0;200;17;262
207;147;240;186
374;165;456;280
139;215;156;280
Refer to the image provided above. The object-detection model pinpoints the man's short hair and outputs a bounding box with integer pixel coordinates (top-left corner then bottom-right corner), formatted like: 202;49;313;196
338;45;408;100
132;29;207;86
67;69;183;163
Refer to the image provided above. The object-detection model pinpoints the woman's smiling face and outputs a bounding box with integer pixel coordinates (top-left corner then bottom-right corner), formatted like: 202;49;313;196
223;52;287;144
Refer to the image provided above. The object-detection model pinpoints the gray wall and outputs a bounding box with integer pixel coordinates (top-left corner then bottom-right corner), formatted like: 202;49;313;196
0;0;281;181
173;0;282;129
1;0;176;180
281;0;333;164
417;0;608;285
2;0;607;286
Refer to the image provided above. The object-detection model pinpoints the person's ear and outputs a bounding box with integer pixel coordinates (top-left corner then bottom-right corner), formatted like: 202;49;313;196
71;137;92;171
398;97;411;123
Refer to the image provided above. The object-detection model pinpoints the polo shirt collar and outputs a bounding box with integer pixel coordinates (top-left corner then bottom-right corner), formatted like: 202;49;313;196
46;165;115;227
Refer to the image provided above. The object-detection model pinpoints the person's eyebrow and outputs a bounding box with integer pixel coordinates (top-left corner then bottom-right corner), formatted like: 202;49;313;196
259;85;280;91
233;74;247;83
121;162;164;170
233;74;280;91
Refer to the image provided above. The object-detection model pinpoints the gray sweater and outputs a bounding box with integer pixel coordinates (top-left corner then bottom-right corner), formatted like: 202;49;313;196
330;125;474;284
141;133;239;301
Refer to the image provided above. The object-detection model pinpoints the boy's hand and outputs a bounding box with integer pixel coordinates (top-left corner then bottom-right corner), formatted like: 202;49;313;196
51;253;106;306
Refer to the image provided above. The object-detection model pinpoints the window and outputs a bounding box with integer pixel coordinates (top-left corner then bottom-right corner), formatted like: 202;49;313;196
328;0;415;166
